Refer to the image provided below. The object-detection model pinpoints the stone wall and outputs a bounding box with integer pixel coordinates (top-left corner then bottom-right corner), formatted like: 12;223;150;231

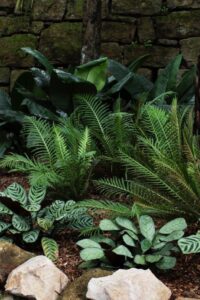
0;0;200;91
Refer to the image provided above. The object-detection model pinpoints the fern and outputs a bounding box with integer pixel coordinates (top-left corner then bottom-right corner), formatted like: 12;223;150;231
96;101;200;219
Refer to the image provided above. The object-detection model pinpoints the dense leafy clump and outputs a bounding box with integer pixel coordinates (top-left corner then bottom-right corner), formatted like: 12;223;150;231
0;117;96;199
95;100;200;219
0;183;93;261
77;216;187;270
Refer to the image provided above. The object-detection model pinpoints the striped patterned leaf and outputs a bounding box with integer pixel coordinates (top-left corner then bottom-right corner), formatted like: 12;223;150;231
28;186;46;206
25;204;41;212
37;217;54;231
1;183;27;205
178;234;200;254
0;221;11;233
12;214;31;232
41;237;59;262
0;203;13;215
23;229;40;243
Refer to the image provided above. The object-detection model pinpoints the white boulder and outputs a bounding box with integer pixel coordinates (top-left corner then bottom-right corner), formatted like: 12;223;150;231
5;255;69;300
86;268;171;300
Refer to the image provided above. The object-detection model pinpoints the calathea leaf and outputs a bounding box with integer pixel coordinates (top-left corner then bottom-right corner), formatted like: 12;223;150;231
22;229;40;243
12;215;31;232
41;237;59;262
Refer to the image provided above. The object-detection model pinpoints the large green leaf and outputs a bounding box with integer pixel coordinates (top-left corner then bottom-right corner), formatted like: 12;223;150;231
113;245;133;258
77;239;102;249
75;57;108;91
99;219;120;231
159;218;187;234
41;237;59;261
28;185;46;206
156;256;176;270
139;215;155;243
80;248;104;261
21;48;53;74
115;217;138;233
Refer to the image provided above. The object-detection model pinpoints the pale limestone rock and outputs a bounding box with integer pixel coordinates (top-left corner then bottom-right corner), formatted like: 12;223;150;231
86;268;171;300
5;256;69;300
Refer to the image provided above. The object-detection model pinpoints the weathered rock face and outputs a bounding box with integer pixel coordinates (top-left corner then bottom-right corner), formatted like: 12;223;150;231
86;268;171;300
39;22;82;65
155;11;200;39
112;0;162;15
60;269;113;300
32;0;66;21
5;256;69;300
0;0;200;91
0;34;37;67
0;241;34;286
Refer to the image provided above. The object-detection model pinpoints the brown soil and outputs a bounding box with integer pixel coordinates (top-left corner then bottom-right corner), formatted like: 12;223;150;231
1;173;200;299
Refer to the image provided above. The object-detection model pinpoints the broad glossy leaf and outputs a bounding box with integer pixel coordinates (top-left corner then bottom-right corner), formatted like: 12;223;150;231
139;215;155;243
80;248;104;261
22;48;53;74
77;239;102;249
159;218;187;234
156;256;176;270
122;234;135;247
116;217;138;233
113;245;133;258
134;254;146;265
145;254;162;263
99;219;120;231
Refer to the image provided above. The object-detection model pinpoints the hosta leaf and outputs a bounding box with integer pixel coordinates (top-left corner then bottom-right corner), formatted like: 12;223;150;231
178;234;200;254
156;256;176;270
0;221;11;233
113;245;133;258
22;229;40;243
12;215;30;232
122;234;135;247
134;255;146;265
28;185;46;206
159;230;184;242
124;230;138;240
37;217;54;231
0;203;13;215
145;255;162;263
1;183;27;205
115;217;138;233
159;218;187;234
41;237;59;262
99;219;120;231
139;215;155;243
80;248;104;261
141;239;152;253
77;239;102;249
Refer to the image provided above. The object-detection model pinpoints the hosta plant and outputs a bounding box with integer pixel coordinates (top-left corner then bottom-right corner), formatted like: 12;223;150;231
0;183;93;261
77;215;187;270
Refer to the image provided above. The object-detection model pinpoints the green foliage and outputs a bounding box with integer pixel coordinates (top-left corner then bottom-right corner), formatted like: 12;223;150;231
178;231;200;254
95;100;200;219
1;117;96;198
0;183;93;261
77;216;186;270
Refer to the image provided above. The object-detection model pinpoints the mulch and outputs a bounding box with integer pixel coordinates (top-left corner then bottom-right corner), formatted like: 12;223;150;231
0;173;200;299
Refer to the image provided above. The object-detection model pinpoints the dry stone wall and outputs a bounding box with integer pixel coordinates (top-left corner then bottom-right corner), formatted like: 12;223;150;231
0;0;200;91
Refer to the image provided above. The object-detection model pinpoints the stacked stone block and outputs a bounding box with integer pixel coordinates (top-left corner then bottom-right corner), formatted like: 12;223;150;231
0;0;199;91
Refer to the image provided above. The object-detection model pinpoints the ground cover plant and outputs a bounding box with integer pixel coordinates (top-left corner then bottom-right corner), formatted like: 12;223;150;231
77;216;187;270
0;182;93;261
